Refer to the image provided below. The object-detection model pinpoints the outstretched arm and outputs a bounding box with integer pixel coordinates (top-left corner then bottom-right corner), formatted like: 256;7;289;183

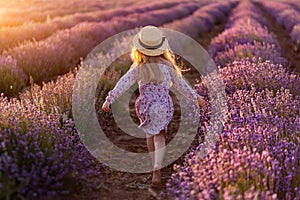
166;64;200;102
105;63;138;104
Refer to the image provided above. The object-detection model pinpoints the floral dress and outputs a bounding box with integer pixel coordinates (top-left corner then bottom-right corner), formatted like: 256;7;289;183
105;60;200;136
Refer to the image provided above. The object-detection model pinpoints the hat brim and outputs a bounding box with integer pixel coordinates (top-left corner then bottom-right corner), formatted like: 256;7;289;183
132;34;169;56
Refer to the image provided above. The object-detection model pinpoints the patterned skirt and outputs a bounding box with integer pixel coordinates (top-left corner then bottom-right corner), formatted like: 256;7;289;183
135;83;174;138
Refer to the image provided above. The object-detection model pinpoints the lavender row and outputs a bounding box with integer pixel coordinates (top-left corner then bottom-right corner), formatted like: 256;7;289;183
284;0;300;11
0;0;182;53
258;1;300;51
167;85;300;199
167;1;300;199
0;56;27;97
163;1;236;39
220;57;300;98
0;2;201;96
0;0;140;27
0;88;103;199
208;1;299;97
257;1;300;32
208;1;288;67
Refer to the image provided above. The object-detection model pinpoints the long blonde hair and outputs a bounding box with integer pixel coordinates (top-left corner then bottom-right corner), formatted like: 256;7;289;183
130;48;184;84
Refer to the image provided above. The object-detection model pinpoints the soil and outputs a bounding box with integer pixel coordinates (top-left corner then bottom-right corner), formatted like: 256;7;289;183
53;165;176;200
255;2;300;75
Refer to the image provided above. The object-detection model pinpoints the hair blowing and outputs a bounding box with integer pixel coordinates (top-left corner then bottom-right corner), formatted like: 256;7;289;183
130;48;184;84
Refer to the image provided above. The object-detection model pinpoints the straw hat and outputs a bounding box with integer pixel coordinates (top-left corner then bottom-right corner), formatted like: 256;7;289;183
133;25;169;56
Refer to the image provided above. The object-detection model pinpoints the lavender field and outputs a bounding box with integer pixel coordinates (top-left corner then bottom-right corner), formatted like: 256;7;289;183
0;0;299;199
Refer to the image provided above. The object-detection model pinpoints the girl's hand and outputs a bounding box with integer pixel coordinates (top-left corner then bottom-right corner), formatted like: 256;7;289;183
197;96;207;108
102;100;111;113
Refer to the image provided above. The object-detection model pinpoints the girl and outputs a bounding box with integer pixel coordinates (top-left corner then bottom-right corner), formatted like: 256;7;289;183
102;25;207;187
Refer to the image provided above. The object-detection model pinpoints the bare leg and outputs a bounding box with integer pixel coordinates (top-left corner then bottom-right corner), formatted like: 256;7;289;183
153;130;166;169
146;133;155;167
152;130;166;186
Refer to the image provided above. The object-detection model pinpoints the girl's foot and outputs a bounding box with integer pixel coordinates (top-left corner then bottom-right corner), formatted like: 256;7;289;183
151;165;162;188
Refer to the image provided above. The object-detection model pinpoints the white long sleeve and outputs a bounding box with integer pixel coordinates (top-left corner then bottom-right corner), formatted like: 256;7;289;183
166;65;200;102
105;63;138;104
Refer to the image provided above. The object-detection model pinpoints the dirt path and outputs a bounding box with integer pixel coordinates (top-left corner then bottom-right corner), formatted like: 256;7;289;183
53;12;231;200
255;2;300;75
53;91;186;200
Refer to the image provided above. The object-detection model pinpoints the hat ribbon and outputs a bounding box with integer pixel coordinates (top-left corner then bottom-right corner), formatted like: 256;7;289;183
138;37;165;50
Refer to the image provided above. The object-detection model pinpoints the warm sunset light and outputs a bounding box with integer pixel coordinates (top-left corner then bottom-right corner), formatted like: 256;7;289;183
0;0;299;199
